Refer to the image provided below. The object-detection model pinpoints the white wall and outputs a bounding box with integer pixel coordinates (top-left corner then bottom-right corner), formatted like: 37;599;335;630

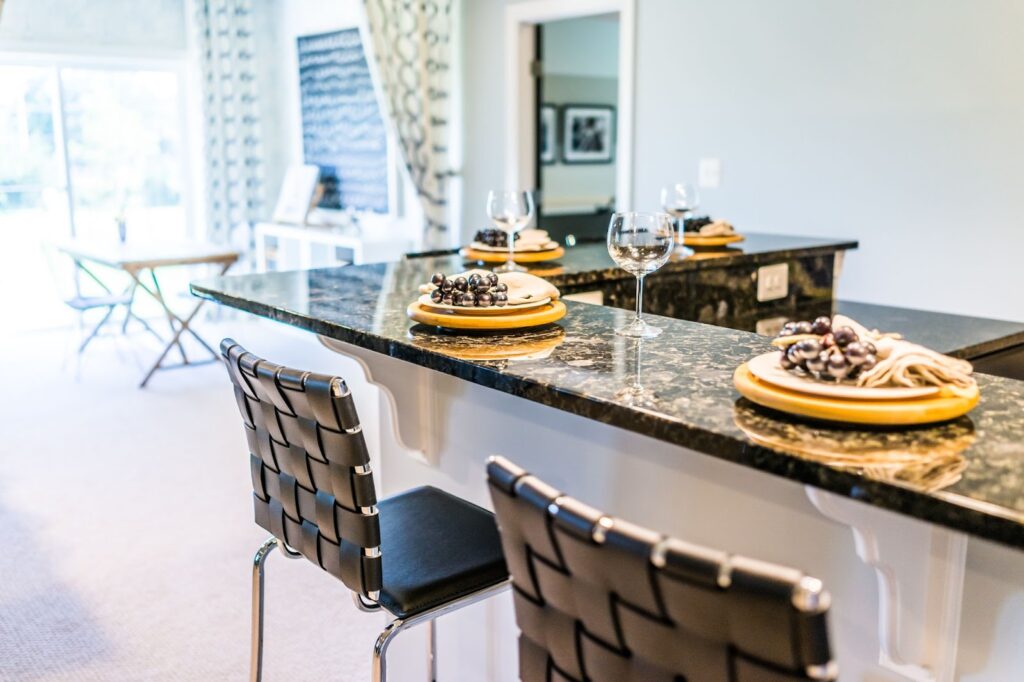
462;0;1024;321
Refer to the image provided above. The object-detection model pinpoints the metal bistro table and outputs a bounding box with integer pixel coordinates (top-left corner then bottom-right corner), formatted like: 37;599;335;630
55;239;241;387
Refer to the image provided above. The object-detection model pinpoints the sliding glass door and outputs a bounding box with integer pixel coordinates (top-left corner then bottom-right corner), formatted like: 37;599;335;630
0;59;189;331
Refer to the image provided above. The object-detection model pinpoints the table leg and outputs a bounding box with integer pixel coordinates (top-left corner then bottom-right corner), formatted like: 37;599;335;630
129;259;236;388
150;269;188;363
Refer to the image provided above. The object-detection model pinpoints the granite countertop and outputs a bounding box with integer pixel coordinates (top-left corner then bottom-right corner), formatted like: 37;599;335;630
192;259;1024;549
431;233;857;288
836;301;1024;359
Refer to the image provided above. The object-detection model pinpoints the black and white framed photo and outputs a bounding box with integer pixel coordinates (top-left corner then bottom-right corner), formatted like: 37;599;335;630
539;104;557;165
561;104;615;164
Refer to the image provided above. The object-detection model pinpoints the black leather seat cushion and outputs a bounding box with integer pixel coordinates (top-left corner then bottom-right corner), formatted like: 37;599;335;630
377;486;508;619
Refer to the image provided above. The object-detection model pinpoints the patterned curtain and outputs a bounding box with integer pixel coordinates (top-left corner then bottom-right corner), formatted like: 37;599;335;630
192;0;264;245
363;0;454;245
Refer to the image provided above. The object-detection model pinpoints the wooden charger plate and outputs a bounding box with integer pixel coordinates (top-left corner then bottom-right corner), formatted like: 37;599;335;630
733;363;979;426
408;299;566;330
459;246;565;264
679;234;745;247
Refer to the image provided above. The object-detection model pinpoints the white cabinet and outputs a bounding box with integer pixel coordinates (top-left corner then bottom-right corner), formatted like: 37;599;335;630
253;222;413;271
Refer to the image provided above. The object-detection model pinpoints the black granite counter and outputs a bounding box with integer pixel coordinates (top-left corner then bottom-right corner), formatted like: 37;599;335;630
192;259;1024;549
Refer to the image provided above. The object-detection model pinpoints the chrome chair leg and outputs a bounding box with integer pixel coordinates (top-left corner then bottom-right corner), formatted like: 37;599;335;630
251;537;279;682
427;619;437;681
372;619;404;682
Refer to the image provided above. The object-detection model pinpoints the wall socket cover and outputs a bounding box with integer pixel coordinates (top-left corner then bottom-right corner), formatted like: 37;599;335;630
757;263;789;301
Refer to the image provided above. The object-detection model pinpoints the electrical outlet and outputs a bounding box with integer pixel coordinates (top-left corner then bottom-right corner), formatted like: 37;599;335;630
699;158;722;188
757;263;788;302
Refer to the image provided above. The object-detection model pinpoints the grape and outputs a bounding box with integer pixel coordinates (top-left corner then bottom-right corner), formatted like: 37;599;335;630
780;351;797;370
430;272;445;286
833;326;858;347
487;273;499;287
794;339;822;360
844;342;869;365
494;283;508;293
462;291;476;306
452;292;465;306
862;354;878;371
430;288;444;303
477;292;493;307
864;342;877;356
806;351;827;374
778;328;796;338
442;294;454;305
811;316;832;335
440;278;454;292
467;273;483;288
786;345;802;365
826;353;850;379
821;333;836;348
795;321;814;335
494;292;508;306
453;277;468;292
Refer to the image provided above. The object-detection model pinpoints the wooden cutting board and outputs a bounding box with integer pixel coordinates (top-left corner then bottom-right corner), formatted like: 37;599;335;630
407;300;567;330
459;246;565;264
733;363;979;425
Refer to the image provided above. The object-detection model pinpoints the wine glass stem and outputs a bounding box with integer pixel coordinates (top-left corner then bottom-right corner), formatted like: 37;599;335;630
508;237;515;267
635;274;645;324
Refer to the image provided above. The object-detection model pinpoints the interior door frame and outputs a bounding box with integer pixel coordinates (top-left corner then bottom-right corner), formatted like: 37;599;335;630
504;0;635;211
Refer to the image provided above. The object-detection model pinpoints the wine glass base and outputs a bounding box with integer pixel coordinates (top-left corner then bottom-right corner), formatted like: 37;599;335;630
494;261;528;273
614;319;662;338
613;384;660;408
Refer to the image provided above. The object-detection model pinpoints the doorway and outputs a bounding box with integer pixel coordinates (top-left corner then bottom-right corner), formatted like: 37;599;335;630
505;0;634;243
535;15;619;243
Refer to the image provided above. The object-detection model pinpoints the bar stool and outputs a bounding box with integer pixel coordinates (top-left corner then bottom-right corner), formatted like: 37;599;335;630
486;456;838;682
220;340;509;681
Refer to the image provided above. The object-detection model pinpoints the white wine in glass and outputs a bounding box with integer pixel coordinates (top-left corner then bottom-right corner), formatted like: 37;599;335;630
607;212;674;338
486;190;535;273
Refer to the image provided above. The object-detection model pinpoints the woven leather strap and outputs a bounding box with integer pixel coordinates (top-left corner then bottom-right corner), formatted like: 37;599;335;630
487;457;836;682
222;339;382;596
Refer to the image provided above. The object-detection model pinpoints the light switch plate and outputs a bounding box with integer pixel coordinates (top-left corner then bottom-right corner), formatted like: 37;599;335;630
757;263;789;301
699;158;722;188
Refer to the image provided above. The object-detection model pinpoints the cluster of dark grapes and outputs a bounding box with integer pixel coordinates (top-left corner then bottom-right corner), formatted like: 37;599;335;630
473;229;521;248
777;316;878;381
682;216;713;233
429;272;509;307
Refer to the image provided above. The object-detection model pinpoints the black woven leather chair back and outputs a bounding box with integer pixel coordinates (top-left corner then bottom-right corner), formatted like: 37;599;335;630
487;457;837;682
222;339;381;598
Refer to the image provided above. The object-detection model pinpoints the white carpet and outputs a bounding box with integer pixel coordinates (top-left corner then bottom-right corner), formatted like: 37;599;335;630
0;319;382;680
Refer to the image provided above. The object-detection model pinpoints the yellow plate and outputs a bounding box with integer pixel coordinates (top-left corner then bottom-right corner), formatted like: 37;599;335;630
733;363;979;426
408;300;566;330
460;246;565;264
680;234;745;247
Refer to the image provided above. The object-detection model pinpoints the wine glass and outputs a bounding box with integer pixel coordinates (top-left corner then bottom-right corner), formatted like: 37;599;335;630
486;190;535;273
607;212;674;338
660;182;700;248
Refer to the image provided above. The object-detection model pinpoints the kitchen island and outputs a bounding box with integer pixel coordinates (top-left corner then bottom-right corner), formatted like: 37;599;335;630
193;255;1024;681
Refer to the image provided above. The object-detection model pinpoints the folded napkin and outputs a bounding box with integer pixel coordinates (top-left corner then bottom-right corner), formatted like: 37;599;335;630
473;229;559;252
833;315;975;394
419;269;560;305
698;220;735;237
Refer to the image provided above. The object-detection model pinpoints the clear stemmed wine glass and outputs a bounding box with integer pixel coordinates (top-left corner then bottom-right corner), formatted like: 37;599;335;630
660;182;700;249
607;212;674;338
614;338;659;407
486;190;535;273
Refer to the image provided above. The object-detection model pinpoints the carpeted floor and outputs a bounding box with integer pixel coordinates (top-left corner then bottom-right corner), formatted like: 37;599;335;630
0;319;381;680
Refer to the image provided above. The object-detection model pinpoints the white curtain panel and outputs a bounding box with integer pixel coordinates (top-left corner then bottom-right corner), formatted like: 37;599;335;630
192;0;265;244
364;0;454;243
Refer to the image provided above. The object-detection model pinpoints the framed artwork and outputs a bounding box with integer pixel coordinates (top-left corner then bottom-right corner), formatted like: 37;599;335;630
561;104;615;164
539;105;557;165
